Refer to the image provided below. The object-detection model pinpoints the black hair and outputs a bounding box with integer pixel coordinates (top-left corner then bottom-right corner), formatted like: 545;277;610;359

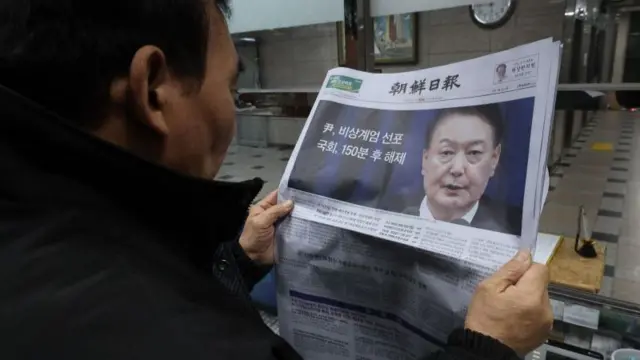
425;104;505;149
0;0;230;126
497;64;507;72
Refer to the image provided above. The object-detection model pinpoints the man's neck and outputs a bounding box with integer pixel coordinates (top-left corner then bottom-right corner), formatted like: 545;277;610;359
91;113;165;170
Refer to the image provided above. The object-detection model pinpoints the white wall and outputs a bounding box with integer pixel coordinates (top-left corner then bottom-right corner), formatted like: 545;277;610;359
228;0;343;34
257;0;567;88
370;0;492;16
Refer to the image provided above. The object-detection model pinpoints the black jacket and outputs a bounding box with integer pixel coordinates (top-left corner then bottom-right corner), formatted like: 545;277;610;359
404;196;523;236
0;85;519;360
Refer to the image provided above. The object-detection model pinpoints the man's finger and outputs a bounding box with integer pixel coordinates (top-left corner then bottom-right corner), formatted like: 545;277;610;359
485;250;532;292
256;200;294;225
257;191;279;209
514;263;549;295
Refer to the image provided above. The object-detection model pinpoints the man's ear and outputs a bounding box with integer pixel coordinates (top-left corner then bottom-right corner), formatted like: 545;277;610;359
128;45;171;136
421;149;429;176
490;144;502;176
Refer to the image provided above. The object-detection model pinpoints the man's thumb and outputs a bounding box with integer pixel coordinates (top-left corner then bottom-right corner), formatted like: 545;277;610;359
260;200;294;225
487;250;532;292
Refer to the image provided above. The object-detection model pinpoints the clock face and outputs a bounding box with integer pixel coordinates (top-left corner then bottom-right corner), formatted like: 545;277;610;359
470;0;517;29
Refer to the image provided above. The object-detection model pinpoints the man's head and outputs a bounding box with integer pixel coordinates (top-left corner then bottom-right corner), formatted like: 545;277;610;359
0;0;239;179
421;105;503;220
496;64;507;79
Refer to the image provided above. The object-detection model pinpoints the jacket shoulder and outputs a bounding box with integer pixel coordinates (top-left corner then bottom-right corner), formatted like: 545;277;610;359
403;206;420;216
474;197;523;236
0;209;290;359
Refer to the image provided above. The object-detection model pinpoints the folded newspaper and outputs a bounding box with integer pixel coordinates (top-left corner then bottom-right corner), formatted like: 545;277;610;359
275;39;561;360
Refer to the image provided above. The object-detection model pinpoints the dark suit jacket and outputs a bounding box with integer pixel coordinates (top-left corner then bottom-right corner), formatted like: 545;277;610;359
404;196;522;236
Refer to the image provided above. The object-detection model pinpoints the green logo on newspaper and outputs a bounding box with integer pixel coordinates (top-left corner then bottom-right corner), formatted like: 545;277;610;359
326;75;363;93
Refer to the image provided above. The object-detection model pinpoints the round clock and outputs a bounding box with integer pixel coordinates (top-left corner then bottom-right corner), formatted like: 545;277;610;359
469;0;517;30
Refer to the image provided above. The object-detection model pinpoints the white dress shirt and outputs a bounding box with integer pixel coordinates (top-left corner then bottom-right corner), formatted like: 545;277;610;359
419;197;479;223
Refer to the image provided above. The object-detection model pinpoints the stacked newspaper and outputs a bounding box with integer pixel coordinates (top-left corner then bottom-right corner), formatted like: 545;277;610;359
275;38;561;360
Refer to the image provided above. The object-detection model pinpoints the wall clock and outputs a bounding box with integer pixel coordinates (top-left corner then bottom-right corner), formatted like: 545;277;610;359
469;0;517;30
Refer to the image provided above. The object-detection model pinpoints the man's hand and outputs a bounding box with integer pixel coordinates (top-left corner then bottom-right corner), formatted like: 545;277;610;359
464;251;553;356
239;191;293;266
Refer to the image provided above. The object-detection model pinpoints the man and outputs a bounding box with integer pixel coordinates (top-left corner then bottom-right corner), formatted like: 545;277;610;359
0;1;551;359
406;104;522;235
496;64;508;82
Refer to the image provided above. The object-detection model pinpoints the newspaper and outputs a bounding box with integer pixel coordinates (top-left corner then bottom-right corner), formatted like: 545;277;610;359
275;39;562;360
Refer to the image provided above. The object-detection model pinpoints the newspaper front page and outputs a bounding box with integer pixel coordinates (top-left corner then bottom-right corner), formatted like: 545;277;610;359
275;39;562;360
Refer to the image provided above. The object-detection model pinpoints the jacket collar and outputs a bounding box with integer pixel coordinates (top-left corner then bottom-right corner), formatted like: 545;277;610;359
0;85;263;270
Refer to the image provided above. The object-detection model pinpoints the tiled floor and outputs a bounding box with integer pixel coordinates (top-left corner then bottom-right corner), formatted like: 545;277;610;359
215;144;293;201
218;110;640;305
541;111;640;303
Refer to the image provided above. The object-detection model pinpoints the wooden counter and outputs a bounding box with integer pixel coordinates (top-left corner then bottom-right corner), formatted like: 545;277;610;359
548;236;607;294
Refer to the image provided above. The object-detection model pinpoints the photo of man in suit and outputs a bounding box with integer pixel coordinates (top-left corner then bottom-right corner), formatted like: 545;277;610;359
404;104;522;235
496;63;508;82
